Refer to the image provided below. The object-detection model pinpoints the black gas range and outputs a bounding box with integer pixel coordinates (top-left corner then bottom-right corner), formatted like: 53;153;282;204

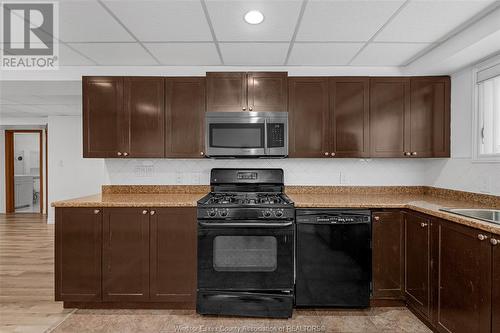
196;168;295;318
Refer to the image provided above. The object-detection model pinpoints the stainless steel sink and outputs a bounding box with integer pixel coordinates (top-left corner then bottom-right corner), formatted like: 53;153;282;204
440;208;500;224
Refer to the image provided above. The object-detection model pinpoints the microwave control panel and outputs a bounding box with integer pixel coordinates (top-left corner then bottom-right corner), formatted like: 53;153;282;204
267;123;285;148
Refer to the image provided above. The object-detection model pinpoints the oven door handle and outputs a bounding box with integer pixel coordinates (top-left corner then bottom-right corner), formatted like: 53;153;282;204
198;221;293;228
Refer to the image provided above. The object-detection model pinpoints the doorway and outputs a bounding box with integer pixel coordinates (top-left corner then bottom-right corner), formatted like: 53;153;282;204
5;130;46;214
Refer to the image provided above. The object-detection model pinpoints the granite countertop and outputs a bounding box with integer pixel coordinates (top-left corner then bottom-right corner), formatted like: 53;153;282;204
51;192;207;208
52;185;500;235
287;192;500;234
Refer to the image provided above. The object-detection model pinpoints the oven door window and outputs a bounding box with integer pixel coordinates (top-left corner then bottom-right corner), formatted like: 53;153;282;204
213;236;277;272
209;123;264;148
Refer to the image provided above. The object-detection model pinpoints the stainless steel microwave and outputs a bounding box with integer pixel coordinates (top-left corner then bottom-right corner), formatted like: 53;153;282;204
205;112;288;158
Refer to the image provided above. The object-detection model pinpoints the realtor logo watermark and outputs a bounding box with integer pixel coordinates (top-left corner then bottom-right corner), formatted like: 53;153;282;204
1;1;59;70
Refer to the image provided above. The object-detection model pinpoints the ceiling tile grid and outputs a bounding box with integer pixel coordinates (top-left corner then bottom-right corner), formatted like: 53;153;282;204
1;0;499;68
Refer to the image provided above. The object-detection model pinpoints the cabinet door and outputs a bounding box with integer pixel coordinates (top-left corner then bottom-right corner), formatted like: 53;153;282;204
123;77;165;158
206;72;247;112
150;208;197;305
370;78;410;157
409;77;450;158
330;77;369;157
83;77;123;158
493;234;500;333
55;208;102;302
404;211;431;319
372;211;404;299
102;208;149;301
165;78;206;158
288;78;330;157
247;72;287;112
433;220;491;333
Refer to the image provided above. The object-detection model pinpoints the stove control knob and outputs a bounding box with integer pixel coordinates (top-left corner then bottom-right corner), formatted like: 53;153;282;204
275;210;284;218
219;209;228;217
207;209;217;217
263;210;272;218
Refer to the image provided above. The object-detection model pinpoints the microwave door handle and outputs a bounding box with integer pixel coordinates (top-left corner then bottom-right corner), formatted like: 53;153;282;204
264;118;268;155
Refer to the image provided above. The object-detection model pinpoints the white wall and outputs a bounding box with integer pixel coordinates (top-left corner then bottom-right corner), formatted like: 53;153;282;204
47;116;108;222
426;67;500;195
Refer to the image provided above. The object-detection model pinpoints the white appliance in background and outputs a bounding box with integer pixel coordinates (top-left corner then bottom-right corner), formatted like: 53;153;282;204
14;175;34;209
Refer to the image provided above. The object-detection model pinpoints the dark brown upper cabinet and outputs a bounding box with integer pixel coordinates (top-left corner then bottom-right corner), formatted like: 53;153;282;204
247;72;288;112
371;211;404;300
83;77;123;158
165;77;206;158
83;76;165;158
404;211;432;321
55;208;102;302
123;77;165;158
102;208;150;302
370;77;450;158
330;77;370;157
150;208;197;304
206;72;287;112
370;78;410;158
288;77;330;158
432;219;492;333
410;77;450;158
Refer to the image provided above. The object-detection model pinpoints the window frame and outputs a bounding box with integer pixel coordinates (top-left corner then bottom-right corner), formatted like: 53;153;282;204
472;54;500;163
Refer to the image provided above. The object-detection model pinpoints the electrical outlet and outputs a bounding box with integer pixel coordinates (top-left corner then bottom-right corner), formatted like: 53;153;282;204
340;172;349;184
133;165;154;177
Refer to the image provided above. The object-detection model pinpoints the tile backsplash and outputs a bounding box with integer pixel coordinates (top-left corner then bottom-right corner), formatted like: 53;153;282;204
105;158;430;186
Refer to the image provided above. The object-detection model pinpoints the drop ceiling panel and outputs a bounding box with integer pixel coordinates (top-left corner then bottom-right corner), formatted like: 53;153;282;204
351;43;432;66
206;0;302;41
220;43;289;65
104;0;213;42
297;0;404;42
68;43;158;65
288;42;364;65
59;0;134;42
59;44;97;66
375;0;496;42
145;43;221;65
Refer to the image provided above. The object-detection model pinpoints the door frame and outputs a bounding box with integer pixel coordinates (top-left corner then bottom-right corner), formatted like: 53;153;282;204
4;129;44;214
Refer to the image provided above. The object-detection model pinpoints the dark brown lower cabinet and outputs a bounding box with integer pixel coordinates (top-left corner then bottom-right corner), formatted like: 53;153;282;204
56;207;197;308
102;208;150;302
55;208;102;302
404;211;432;320
433;220;492;333
150;208;197;304
372;211;404;300
493;234;500;333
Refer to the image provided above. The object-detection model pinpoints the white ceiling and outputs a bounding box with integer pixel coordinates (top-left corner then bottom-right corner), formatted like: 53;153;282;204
2;0;496;67
2;0;500;119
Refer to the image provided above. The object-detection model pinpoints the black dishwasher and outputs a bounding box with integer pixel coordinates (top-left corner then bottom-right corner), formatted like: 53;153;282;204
295;209;371;307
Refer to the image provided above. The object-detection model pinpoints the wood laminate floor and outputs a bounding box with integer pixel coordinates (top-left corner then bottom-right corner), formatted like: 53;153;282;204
0;213;431;333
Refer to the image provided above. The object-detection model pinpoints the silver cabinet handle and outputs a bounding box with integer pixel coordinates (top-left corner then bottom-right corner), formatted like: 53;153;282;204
404;152;410;156
411;152;418;156
200;152;204;156
421;222;428;227
123;152;129;157
331;152;336;157
478;234;488;241
117;152;122;156
150;210;155;215
373;216;380;221
94;209;100;214
242;107;246;111
491;238;498;246
249;106;253;111
324;152;329;156
142;210;148;215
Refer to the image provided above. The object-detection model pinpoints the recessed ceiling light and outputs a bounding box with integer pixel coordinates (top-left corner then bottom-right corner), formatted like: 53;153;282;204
244;10;264;25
